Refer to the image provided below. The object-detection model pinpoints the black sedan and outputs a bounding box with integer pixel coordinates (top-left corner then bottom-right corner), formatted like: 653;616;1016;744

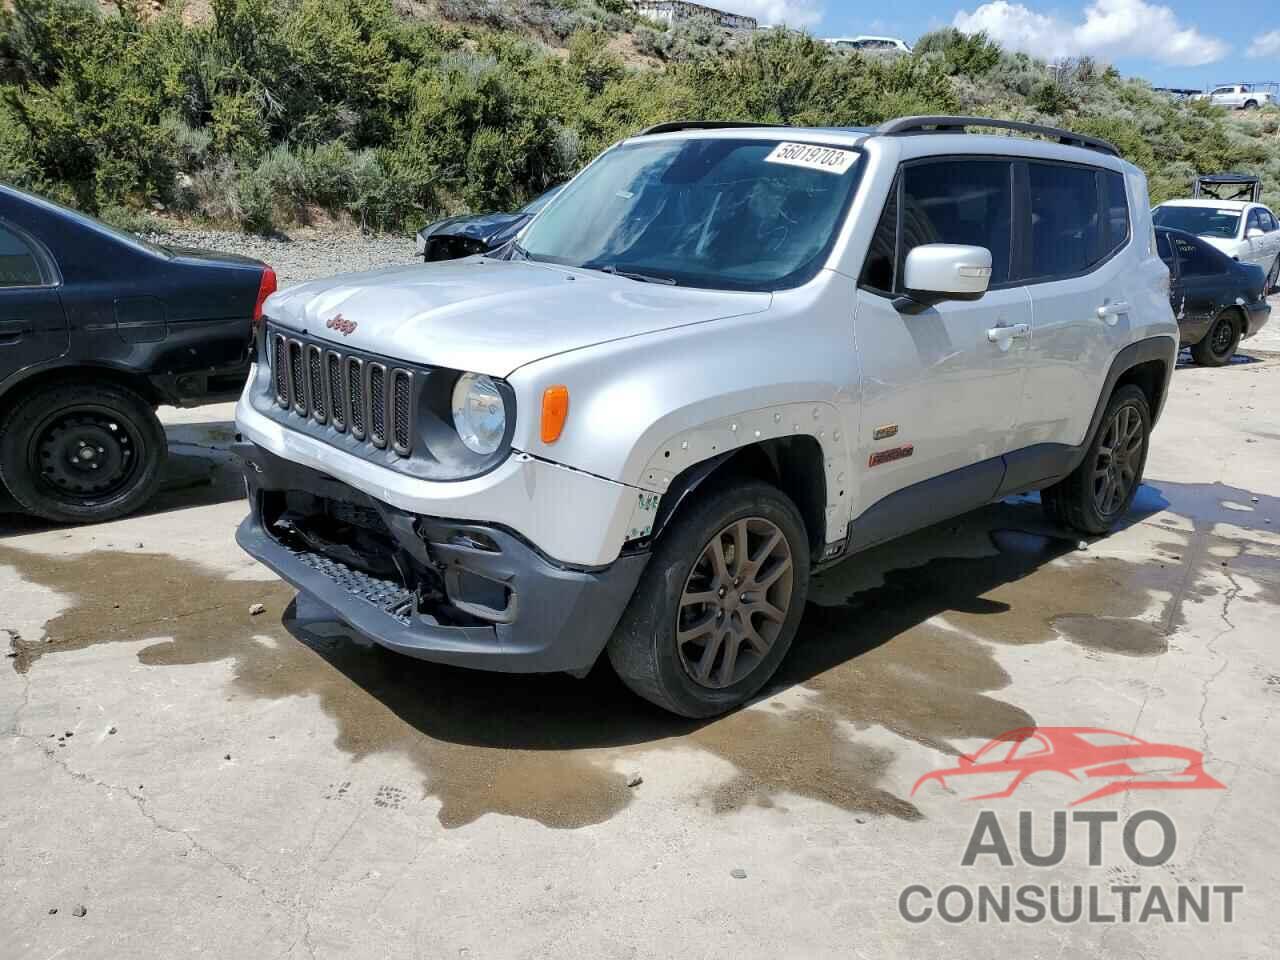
1156;226;1270;366
0;184;275;523
415;184;563;261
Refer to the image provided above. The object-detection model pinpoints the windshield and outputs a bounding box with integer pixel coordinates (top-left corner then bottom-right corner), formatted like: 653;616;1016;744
518;137;863;291
1152;205;1241;239
520;184;563;216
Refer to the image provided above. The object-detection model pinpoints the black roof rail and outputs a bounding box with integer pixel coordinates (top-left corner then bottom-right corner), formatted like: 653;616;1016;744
638;120;783;136
875;115;1121;158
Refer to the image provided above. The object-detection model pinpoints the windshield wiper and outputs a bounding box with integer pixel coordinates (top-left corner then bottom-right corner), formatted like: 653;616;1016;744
507;240;533;261
593;263;677;285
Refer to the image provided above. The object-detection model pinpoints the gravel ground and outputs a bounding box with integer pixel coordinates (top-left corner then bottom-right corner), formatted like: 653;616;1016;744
151;227;419;288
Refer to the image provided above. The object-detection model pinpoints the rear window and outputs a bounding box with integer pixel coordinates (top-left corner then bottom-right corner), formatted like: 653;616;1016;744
0;224;44;286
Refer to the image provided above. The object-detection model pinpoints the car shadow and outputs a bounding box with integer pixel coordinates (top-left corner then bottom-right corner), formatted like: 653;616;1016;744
1176;346;1265;369
0;417;246;537
277;489;1170;754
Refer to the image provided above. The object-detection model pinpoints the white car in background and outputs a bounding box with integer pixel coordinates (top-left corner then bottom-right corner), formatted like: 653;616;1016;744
1190;84;1274;109
826;35;912;54
1152;199;1280;291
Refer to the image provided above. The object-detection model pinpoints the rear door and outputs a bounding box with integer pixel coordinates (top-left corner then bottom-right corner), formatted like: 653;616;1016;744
0;221;66;389
1170;234;1229;344
1018;161;1132;454
852;156;1032;518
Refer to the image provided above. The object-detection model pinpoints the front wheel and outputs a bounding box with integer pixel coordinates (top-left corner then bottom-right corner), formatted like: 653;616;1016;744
1041;385;1151;536
0;380;166;524
1266;255;1279;294
1190;309;1241;366
607;480;810;718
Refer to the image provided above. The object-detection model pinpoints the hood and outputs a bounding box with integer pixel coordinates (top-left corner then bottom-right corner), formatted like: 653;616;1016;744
262;258;771;376
419;212;527;244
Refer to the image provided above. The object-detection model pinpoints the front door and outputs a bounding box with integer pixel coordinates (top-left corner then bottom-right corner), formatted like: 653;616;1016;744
852;156;1030;519
0;222;67;388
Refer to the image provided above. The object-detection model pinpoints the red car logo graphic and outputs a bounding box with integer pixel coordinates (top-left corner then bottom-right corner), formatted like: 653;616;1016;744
911;727;1225;806
326;313;357;336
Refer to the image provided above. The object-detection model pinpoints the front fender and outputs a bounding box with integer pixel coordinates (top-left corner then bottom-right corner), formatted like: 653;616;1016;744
506;272;861;546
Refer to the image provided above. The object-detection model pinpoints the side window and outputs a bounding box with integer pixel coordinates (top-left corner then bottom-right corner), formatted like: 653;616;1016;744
1247;209;1264;234
858;176;898;293
1173;235;1223;277
899;159;1013;286
0;223;45;287
1027;162;1101;279
1262;210;1278;232
1102;171;1129;255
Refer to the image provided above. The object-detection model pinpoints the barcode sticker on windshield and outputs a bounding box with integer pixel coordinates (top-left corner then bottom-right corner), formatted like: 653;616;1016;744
764;142;857;175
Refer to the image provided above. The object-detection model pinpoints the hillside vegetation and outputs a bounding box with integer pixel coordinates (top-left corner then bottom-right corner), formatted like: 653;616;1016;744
1;0;1276;234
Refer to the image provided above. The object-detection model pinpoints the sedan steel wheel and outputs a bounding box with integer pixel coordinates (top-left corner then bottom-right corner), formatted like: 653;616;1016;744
676;517;794;690
1092;404;1144;517
1209;315;1235;357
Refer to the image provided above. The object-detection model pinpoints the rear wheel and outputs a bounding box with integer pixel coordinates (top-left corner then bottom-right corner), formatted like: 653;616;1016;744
1190;309;1241;366
0;381;166;524
1244;100;1259;110
1041;385;1150;536
607;480;810;718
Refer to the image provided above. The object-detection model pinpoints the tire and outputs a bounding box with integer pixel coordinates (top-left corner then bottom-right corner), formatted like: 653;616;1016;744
607;479;811;718
1244;100;1259;110
0;380;166;524
1041;385;1151;536
1190;309;1242;367
1267;255;1280;294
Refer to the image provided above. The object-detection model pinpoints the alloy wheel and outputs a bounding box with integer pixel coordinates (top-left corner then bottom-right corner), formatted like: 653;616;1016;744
1092;404;1144;517
676;517;794;690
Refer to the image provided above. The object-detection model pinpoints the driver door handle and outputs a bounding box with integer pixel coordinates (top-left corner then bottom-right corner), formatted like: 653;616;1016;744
987;322;1030;343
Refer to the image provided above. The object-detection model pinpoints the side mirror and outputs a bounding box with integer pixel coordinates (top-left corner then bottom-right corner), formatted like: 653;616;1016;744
1246;227;1265;240
896;244;992;312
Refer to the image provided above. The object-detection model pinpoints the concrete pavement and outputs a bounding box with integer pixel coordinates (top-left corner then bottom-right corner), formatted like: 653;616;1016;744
2;356;1279;958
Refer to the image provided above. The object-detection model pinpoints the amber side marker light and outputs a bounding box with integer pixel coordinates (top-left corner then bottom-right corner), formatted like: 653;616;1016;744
541;385;569;443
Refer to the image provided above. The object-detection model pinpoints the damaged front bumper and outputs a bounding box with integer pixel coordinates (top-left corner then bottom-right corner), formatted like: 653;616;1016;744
235;443;648;675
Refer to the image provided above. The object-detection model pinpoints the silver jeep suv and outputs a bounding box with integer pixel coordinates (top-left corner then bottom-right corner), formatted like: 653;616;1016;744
235;116;1178;717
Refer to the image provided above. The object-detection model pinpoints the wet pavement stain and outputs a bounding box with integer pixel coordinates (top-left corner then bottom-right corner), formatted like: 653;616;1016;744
3;480;1277;829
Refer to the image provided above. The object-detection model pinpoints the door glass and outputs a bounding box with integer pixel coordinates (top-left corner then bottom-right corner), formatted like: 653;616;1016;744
1027;162;1102;278
899;159;1012;287
1263;210;1278;231
0;224;43;286
1156;231;1175;272
1172;235;1223;277
1102;171;1129;256
859;176;898;293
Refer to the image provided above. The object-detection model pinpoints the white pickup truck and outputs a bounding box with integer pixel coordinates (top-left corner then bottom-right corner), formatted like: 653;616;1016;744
1191;84;1275;109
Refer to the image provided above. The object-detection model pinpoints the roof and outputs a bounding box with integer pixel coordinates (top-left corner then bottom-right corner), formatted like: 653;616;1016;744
1157;198;1252;210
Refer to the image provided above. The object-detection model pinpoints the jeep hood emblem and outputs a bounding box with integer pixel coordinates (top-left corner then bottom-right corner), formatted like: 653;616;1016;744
326;314;357;336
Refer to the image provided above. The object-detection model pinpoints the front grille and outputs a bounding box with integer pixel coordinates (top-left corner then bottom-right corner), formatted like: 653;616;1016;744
307;345;326;423
268;329;415;458
392;370;412;455
369;364;387;448
327;353;345;431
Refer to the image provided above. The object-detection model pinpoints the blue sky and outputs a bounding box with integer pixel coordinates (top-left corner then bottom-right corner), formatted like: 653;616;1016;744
730;1;1277;90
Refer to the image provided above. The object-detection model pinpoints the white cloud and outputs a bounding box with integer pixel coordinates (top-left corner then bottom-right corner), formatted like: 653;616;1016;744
730;0;824;28
1248;29;1280;58
953;0;1229;66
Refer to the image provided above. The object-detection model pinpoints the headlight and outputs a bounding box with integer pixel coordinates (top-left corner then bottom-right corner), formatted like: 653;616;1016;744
451;373;506;455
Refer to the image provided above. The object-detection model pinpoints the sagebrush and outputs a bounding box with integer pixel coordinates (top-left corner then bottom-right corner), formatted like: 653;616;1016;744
0;1;1273;234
